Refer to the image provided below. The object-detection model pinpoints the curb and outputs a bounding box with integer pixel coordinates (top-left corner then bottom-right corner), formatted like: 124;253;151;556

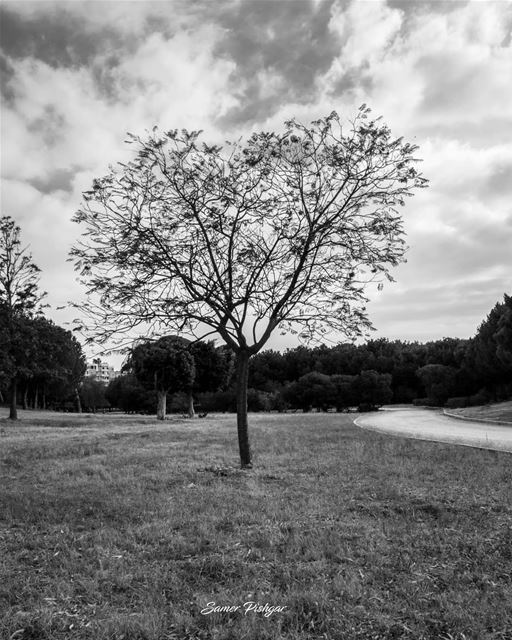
443;409;512;427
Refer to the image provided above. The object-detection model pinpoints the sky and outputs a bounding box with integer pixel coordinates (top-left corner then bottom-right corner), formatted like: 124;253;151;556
1;0;511;365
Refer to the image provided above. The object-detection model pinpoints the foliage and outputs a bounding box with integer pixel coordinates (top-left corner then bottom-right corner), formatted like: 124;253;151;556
0;311;86;412
416;364;458;406
72;109;426;347
0;216;44;316
0;216;45;418
22;316;86;409
189;340;232;395
282;371;335;412
125;335;195;419
463;295;512;401
72;108;427;466
79;377;110;412
352;369;393;410
331;374;358;411
105;373;155;413
495;294;512;367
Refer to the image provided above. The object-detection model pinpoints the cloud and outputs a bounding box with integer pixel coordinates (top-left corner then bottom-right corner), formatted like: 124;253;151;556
1;22;237;184
1;0;511;353
1;13;238;335
214;0;339;128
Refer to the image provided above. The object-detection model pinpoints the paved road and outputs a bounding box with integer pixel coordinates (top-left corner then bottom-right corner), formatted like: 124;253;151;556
354;407;512;453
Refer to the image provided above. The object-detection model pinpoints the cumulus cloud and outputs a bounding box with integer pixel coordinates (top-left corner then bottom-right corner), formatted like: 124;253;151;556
0;0;511;353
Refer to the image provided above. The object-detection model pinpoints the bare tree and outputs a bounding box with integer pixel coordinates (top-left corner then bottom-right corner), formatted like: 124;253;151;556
71;108;427;467
0;216;44;419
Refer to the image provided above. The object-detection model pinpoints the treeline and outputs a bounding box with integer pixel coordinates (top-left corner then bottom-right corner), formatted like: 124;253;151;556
0;310;87;411
2;295;509;417
246;294;511;411
106;295;511;414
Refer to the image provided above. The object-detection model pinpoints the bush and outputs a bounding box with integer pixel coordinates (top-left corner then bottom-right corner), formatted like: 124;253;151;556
247;388;272;412
445;396;470;409
412;397;439;407
281;372;335;412
196;389;236;412
357;403;379;412
353;370;392;408
268;391;289;412
468;389;492;406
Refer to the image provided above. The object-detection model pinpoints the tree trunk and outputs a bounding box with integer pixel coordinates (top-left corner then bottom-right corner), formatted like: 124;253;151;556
74;387;82;413
187;391;195;418
156;390;167;420
235;350;252;468
9;378;18;420
34;386;39;410
23;387;28;410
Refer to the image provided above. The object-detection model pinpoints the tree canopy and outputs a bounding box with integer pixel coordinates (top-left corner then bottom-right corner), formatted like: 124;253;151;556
72;108;427;466
0;216;45;419
125;335;195;420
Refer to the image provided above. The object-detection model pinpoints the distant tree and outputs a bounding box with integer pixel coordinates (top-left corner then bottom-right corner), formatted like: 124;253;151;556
22;317;86;411
282;371;335;412
188;340;232;416
353;369;393;410
80;377;109;413
283;346;318;382
126;336;195;419
106;373;155;413
425;337;468;368
416;364;458;406
0;217;45;419
464;295;512;398
249;349;288;391
391;342;425;403
72;108;427;467
331;374;358;411
496;294;512;368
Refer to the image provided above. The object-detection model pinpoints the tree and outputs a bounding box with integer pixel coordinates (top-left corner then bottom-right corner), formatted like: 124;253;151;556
495;294;512;368
249;349;288;391
188;340;231;416
26;317;87;411
353;369;393;410
282;371;336;412
416;364;458;406
72;108;427;467
106;373;155;413
463;294;512;399
331;374;357;411
80;377;109;413
126;336;195;419
0;216;45;419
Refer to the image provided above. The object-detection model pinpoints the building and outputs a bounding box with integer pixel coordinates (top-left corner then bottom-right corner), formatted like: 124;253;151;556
86;359;120;384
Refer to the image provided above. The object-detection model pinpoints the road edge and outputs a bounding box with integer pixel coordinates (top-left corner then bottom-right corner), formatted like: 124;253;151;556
353;413;512;454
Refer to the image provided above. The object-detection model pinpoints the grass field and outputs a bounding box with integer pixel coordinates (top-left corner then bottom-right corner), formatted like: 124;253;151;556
1;410;511;640
449;401;512;424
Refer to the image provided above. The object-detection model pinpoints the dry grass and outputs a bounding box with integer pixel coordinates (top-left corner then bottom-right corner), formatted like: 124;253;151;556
1;410;511;639
449;401;512;423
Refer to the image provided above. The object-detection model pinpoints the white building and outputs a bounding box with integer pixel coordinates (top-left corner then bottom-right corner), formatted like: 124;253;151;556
86;359;120;384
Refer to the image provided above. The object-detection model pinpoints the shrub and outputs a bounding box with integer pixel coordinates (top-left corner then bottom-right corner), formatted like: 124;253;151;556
469;389;492;406
412;397;439;407
357;403;379;412
445;396;470;409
